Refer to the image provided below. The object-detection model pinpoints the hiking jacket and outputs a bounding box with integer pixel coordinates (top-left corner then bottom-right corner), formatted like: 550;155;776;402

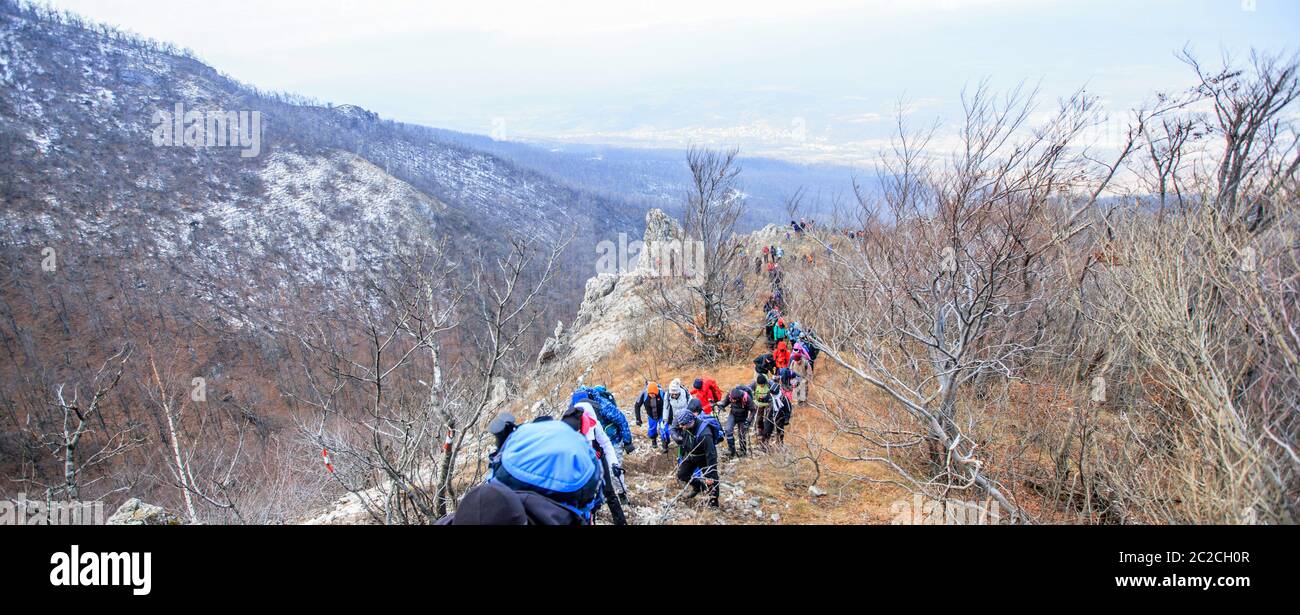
573;400;623;469
435;480;586;525
691;379;723;414
666;381;691;420
719;385;757;422
591;390;633;447
790;354;811;376
750;382;774;409
678;420;718;468
754;353;776;375
634;389;668;423
774;341;791;369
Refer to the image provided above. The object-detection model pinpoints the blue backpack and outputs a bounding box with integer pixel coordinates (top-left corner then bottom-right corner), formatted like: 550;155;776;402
700;414;724;444
580;387;633;446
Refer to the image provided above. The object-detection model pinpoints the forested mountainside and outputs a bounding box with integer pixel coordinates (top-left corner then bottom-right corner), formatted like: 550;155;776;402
0;0;641;517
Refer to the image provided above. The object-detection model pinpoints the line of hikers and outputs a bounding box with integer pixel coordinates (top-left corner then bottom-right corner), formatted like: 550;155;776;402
440;343;820;525
439;243;819;524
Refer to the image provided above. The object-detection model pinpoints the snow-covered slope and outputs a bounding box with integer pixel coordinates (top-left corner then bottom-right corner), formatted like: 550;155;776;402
0;0;641;329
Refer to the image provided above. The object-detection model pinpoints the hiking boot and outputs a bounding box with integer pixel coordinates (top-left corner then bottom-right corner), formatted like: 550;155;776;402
650;439;659;451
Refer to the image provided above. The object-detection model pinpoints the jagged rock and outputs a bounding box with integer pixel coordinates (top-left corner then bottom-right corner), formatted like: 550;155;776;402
106;498;183;525
643;208;683;244
536;321;565;367
771;513;781;522
809;485;827;497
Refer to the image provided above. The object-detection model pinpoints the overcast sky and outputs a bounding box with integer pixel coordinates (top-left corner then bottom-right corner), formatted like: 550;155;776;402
47;0;1300;164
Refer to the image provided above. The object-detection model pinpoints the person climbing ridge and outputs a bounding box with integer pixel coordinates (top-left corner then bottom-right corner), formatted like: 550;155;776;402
634;381;671;451
752;375;779;448
774;339;791;371
717;384;757;458
670;410;720;508
753;351;776;379
436;418;603;525
691;377;723;415
790;343;812;403
567;388;630;523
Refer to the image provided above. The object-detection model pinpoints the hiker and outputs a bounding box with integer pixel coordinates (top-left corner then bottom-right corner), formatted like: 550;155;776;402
437;419;602;525
788;321;803;347
634;381;672;451
717;385;758;458
790;344;812;403
759;374;795;444
764;308;780;346
802;333;821;376
666;379;691;424
754;255;763;275
487;412;519;459
753;352;776;378
751;375;779;448
775;367;799;434
691;377;723;415
568;389;630;521
670;411;720;508
774;340;791;372
589;385;635;455
765;378;794;445
773;319;788;346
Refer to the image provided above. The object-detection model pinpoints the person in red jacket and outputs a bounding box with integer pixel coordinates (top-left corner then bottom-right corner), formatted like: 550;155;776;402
691;377;723;415
774;340;791;370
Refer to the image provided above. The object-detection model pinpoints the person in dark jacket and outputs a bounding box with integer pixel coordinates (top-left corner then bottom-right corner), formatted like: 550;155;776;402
436;419;602;525
753;352;776;378
802;333;821;374
671;411;719;508
633;382;671;450
716;385;757;458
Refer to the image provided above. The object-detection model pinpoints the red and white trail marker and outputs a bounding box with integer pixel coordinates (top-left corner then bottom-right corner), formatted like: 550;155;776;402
322;448;335;474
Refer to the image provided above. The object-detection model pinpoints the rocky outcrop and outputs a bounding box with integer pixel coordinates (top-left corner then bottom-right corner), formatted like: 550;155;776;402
642;208;684;244
536;321;565;367
106;498;184;525
535;208;687;373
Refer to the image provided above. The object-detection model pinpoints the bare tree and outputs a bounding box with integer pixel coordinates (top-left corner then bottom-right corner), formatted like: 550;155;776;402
289;235;570;523
35;346;136;501
650;146;749;359
805;83;1131;521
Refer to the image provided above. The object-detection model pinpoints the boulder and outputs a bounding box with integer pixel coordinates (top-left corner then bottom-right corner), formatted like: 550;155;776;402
106;498;183;525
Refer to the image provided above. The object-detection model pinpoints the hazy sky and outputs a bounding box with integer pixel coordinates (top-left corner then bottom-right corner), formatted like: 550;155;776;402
47;0;1300;164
